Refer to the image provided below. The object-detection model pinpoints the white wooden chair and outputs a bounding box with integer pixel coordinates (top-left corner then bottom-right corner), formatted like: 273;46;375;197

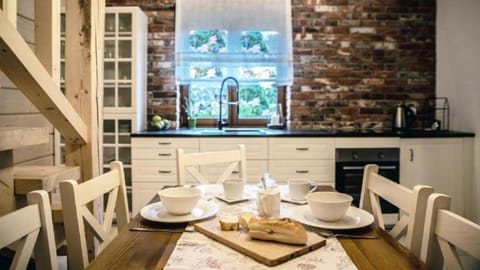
360;164;433;257
60;161;129;270
176;144;247;185
420;193;480;270
0;190;58;270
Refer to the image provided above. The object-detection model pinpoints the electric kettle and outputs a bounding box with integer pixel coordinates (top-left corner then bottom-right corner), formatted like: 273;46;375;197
392;104;416;130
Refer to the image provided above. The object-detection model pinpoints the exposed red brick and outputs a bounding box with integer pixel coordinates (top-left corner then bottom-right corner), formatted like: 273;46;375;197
325;70;349;77
107;0;436;130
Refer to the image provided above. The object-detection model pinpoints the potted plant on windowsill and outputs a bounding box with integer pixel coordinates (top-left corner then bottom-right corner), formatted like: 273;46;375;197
183;97;197;129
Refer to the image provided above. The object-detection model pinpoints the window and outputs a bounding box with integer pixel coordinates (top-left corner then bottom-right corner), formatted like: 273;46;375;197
175;0;293;127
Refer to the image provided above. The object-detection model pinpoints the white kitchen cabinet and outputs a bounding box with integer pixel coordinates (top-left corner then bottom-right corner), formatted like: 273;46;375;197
268;138;335;185
400;138;468;215
268;159;335;184
131;135;473;217
57;7;147;213
200;138;268;159
132;182;165;216
200;138;268;183
132;137;199;214
335;138;400;148
269;138;335;160
103;7;148;116
201;160;268;184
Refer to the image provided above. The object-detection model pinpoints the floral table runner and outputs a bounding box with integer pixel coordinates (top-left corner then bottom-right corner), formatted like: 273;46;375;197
164;185;358;270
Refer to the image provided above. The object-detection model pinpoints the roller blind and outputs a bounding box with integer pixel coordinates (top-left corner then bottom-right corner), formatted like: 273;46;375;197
175;0;293;86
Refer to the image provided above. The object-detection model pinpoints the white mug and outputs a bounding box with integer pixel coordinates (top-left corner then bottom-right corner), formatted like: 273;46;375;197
222;178;245;200
257;188;280;217
288;179;316;201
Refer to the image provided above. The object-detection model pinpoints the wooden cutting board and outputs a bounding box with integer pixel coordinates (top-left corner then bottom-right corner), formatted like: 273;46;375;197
194;218;326;266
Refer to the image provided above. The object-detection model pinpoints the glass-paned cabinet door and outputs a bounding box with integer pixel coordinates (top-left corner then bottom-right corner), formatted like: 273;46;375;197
102;115;134;214
105;40;115;59
118;13;132;36
118;40;132;58
118;62;132;80
118;83;132;108
102;116;134;166
105;13;115;37
103;10;135;113
104;62;115;80
104;84;116;108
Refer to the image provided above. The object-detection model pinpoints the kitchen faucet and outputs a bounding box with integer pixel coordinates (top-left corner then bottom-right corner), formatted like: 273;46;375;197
218;76;239;130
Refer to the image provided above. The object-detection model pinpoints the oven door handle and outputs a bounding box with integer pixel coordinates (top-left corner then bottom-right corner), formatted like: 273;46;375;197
341;165;398;170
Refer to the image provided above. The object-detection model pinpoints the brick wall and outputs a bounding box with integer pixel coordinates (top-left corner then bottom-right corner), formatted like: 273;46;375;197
107;0;436;130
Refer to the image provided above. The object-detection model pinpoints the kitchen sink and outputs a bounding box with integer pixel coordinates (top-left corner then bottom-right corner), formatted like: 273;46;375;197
194;128;270;135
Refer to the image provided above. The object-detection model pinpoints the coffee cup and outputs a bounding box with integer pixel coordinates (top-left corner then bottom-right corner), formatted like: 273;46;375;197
222;178;245;200
288;179;316;201
257;188;280;217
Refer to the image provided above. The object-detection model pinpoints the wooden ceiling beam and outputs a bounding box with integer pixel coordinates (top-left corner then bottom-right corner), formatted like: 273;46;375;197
0;10;87;145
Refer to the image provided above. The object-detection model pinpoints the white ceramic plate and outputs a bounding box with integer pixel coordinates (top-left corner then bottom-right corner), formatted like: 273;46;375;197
291;205;374;230
214;193;252;204
140;200;218;223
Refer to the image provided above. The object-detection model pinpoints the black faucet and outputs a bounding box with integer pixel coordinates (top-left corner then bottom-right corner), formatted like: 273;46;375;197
217;76;239;130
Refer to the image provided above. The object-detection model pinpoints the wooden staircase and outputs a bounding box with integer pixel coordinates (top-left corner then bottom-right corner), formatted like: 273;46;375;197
0;127;49;216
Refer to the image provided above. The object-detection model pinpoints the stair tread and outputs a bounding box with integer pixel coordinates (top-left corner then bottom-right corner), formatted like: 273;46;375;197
14;165;81;194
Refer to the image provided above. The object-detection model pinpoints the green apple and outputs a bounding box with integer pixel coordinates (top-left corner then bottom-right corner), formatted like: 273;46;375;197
154;121;165;129
152;115;162;122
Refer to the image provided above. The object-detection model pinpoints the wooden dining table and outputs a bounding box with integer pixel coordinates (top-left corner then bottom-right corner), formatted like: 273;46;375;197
86;185;428;270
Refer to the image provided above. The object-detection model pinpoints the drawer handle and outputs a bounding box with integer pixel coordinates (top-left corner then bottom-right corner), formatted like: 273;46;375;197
296;170;309;174
231;170;239;174
158;142;172;145
296;147;309;151
158;153;172;157
158;170;172;174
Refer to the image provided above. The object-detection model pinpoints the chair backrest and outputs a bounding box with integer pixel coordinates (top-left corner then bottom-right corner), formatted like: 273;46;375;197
360;164;433;257
60;161;129;270
0;190;58;270
420;193;480;270
176;144;247;185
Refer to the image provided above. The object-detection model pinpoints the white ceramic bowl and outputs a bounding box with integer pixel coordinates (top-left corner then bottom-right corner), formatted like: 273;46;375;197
158;187;201;215
306;192;353;222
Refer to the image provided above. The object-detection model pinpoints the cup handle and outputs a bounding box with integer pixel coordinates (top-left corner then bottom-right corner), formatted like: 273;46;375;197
308;184;317;193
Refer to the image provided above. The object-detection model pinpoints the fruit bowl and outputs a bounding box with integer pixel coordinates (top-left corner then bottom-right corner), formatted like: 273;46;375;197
150;118;171;130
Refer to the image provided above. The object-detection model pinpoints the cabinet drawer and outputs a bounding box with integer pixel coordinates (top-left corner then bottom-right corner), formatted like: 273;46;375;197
268;160;334;183
132;147;198;160
200;138;268;159
335;138;400;148
269;138;335;160
132;138;199;149
200;160;268;183
132;160;177;182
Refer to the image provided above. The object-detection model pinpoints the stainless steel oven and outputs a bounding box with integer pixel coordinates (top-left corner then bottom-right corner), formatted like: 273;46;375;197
335;148;399;214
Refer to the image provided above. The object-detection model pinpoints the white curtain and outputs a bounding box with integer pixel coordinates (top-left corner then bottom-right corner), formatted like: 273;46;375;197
175;0;293;86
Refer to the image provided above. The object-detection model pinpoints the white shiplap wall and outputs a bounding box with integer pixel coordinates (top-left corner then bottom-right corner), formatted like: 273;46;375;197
0;0;54;165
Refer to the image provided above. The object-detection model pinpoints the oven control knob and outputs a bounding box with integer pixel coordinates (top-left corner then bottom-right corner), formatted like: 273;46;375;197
378;152;385;160
352;152;359;160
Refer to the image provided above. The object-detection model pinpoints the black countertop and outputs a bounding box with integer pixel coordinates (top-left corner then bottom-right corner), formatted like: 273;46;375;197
131;128;475;138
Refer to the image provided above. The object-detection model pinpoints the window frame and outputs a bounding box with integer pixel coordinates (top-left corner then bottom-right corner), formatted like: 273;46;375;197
180;85;286;128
